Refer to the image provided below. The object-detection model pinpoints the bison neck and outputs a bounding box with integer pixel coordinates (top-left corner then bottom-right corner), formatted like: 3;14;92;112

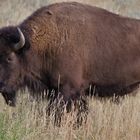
19;49;47;95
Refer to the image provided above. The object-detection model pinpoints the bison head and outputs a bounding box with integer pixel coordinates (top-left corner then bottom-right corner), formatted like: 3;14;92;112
0;26;25;106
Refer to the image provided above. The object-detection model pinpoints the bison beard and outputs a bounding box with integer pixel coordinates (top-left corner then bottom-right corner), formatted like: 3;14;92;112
0;2;140;125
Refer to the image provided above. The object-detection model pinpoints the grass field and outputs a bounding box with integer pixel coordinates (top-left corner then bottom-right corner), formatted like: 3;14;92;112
0;0;140;140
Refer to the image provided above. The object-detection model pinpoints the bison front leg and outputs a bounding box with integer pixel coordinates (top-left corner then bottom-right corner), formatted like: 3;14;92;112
46;96;65;126
74;96;88;127
47;83;88;126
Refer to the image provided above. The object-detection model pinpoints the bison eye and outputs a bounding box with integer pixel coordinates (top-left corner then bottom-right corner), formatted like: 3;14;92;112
7;57;12;63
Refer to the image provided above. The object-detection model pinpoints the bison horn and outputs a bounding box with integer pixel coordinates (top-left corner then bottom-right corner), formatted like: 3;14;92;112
13;27;25;51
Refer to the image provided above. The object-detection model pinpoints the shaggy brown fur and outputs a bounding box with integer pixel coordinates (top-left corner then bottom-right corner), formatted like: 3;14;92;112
0;2;140;123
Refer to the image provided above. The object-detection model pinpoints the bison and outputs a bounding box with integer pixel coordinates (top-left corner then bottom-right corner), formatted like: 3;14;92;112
0;2;140;122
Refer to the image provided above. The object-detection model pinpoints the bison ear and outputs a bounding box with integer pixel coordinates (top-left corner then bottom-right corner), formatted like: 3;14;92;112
12;28;25;51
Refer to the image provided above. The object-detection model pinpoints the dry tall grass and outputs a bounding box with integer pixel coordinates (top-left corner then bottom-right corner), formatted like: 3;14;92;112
0;92;140;140
0;0;140;140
